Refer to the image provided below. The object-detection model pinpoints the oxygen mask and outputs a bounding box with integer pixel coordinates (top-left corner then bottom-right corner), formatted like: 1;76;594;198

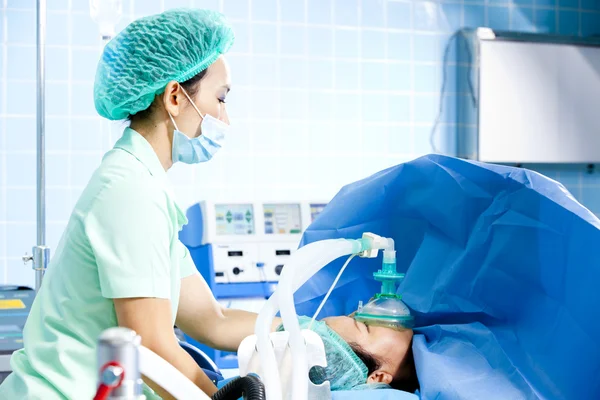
353;250;414;330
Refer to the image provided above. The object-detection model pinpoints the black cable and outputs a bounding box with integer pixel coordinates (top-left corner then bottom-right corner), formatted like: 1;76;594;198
430;31;478;155
211;375;266;400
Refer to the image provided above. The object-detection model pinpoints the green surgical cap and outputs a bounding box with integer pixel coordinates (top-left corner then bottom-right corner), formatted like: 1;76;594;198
278;317;370;391
94;8;234;120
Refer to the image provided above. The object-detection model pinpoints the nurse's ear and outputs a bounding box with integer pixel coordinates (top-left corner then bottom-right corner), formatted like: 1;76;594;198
162;80;184;117
367;370;394;385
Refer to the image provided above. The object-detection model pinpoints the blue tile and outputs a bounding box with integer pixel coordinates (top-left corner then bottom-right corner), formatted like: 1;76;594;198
389;126;411;153
412;34;438;62
582;12;600;35
223;0;250;19
165;0;193;7
308;92;334;120
513;0;533;4
439;34;458;63
511;7;535;32
47;188;72;222
308;28;333;56
387;32;411;61
280;26;306;55
413;1;441;31
227;55;251;85
413;126;433;155
6;153;35;187
71;119;103;151
363;94;387;122
387;1;412;29
47;0;69;9
7;10;35;44
441;3;462;32
361;62;386;91
7;0;35;8
464;5;485;28
308;0;332;24
46;48;69;81
231;22;250;52
46;155;70;187
252;0;277;21
225;88;250;119
458;94;477;124
361;0;385;27
335;29;359;58
363;125;389;153
487;6;510;30
387;95;410;122
71;83;96;116
457;65;475;94
308;60;333;89
250;90;281;119
7;46;35;80
334;0;358;26
441;94;457;124
251;56;279;88
5;117;36;151
72;12;102;46
413;64;438;93
72;49;101;82
281;0;305;22
535;0;557;6
558;0;580;8
71;154;102;186
6;223;35;258
414;95;437;123
334;61;359;90
558;10;579;35
47;12;69;46
280;90;308;120
557;169;581;184
194;0;220;10
535;9;557;34
334;93;360;121
280;59;308;89
46;83;69;116
361;30;386;59
133;0;162;15
580;187;600;212
46;117;70;151
7;81;36;115
72;0;92;10
252;23;278;54
488;0;509;4
387;63;411;91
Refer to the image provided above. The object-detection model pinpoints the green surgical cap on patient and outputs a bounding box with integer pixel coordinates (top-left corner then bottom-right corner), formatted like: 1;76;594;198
278;317;372;391
94;8;234;120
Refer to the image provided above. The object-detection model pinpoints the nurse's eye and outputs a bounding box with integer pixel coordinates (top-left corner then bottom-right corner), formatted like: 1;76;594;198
218;98;227;104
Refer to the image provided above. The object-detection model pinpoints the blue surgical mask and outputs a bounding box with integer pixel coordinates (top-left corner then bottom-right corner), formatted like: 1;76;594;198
168;87;228;165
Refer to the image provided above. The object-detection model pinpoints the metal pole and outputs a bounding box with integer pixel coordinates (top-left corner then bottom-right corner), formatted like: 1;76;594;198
34;0;49;291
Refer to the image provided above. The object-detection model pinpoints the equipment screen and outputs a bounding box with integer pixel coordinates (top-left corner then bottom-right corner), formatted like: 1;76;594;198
263;204;302;235
309;203;327;222
215;204;255;235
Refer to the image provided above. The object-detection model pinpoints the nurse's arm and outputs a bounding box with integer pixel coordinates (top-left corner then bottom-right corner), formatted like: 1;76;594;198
114;297;219;398
176;274;281;352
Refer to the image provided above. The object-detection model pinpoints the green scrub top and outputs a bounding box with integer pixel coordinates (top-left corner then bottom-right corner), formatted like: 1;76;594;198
0;128;199;400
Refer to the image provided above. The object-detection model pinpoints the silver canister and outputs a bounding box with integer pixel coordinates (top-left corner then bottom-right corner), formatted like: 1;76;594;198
97;327;145;400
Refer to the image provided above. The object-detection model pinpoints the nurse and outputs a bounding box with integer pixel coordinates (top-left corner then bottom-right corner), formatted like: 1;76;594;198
0;8;272;400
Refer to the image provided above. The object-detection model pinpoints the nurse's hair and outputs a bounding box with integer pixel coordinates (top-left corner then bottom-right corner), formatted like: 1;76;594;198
127;69;208;122
350;339;419;393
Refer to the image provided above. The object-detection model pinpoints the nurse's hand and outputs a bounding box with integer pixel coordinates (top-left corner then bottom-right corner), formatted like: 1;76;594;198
114;297;218;398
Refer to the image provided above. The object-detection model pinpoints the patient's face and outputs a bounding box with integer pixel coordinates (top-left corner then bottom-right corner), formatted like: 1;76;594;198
323;316;413;384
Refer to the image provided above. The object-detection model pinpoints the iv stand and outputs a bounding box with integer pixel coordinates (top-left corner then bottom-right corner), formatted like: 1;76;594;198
23;0;50;292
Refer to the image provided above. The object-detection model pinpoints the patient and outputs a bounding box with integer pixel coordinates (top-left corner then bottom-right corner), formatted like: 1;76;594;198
278;316;419;393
